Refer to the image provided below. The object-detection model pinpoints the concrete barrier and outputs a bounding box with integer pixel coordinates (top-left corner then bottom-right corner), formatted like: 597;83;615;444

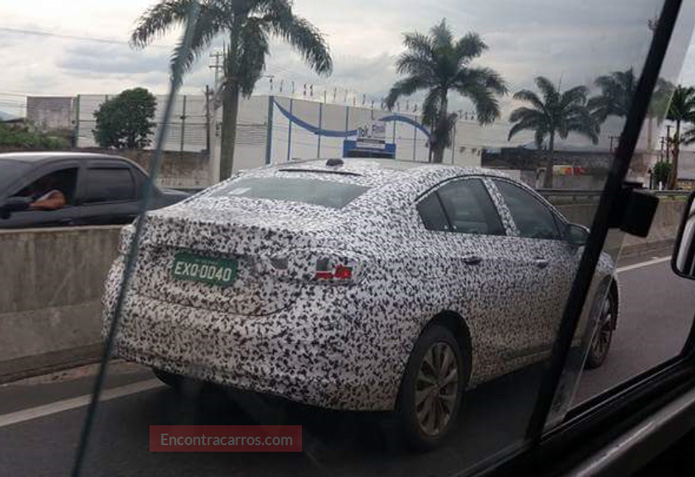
0;226;121;382
0;197;687;383
557;198;686;257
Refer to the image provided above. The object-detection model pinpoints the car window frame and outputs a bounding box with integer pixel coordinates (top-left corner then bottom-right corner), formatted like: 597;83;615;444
415;175;508;237
3;159;82;206
490;178;568;242
78;160;138;206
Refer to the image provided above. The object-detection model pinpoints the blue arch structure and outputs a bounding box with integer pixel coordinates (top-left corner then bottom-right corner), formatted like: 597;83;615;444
272;99;431;140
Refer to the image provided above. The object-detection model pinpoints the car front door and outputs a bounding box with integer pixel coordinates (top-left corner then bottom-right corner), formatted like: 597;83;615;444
74;161;140;225
488;178;579;356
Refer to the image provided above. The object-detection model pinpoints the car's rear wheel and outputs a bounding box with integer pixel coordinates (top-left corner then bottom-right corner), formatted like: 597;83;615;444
586;286;617;369
398;324;469;451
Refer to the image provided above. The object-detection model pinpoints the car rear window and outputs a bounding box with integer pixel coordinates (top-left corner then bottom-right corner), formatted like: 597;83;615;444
210;177;370;209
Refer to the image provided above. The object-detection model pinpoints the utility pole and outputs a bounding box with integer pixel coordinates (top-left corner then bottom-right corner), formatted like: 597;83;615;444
208;51;224;184
204;85;212;155
666;125;672;162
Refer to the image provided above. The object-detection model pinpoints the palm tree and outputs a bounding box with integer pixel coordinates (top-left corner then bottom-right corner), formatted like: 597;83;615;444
131;0;333;180
666;85;695;189
588;69;674;150
385;20;507;163
508;77;600;188
587;69;637;122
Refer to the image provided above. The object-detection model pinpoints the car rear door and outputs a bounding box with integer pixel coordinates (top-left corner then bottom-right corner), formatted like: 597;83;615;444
74;159;140;225
488;178;579;354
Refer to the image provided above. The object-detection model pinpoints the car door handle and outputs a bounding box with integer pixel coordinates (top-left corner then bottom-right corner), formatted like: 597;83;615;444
58;218;75;226
463;255;483;265
534;257;549;269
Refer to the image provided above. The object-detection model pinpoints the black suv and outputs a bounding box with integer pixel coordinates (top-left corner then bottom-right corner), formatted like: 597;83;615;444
0;152;189;228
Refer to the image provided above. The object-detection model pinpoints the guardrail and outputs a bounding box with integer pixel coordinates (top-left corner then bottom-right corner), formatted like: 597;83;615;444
539;189;690;203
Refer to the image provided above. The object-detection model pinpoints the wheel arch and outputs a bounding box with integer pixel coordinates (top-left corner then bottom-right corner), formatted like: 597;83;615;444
426;310;474;372
395;309;474;411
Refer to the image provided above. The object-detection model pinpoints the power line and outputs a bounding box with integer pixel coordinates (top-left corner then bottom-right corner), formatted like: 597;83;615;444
0;26;172;49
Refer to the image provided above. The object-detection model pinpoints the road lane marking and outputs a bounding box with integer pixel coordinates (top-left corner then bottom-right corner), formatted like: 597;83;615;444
0;379;163;428
617;256;671;273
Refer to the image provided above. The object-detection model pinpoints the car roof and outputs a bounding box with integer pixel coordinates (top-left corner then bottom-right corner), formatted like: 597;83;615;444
0;151;134;163
274;158;509;184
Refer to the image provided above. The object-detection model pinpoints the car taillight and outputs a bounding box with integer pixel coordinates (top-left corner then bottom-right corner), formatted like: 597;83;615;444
314;258;355;281
259;250;365;283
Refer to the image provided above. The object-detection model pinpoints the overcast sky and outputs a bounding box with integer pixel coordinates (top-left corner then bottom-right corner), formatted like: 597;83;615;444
2;0;695;135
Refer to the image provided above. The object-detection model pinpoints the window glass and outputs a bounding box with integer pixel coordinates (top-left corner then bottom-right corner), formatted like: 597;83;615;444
84;168;135;203
3;2;695;477
550;1;695;425
209;177;369;209
437;179;505;235
495;180;562;240
417;192;450;231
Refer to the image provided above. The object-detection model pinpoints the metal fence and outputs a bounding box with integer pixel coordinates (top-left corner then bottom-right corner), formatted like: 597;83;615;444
75;94;210;153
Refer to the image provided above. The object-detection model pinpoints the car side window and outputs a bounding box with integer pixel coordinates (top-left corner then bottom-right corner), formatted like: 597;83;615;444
84;168;135;204
14;167;79;206
494;180;562;240
417;192;450;231
437;178;505;236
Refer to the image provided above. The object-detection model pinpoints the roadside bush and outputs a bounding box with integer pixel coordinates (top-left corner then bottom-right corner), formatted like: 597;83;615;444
0;123;69;150
652;161;671;187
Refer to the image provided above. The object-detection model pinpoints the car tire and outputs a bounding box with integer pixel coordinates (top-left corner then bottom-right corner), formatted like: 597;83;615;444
397;324;469;451
586;286;618;369
152;368;182;388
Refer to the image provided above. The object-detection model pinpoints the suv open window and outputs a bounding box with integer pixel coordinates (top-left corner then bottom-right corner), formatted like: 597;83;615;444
15;167;79;205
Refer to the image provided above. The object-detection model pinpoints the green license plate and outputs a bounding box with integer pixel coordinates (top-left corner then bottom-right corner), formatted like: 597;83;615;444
171;253;238;287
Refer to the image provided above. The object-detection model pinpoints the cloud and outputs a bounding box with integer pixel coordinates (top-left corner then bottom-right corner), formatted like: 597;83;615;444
1;0;695;119
57;43;170;75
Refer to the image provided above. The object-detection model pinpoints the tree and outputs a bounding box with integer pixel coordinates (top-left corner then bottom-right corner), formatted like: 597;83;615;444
131;0;332;180
93;88;157;149
508;77;600;188
587;69;637;122
588;68;674;150
666;85;695;189
385;20;507;163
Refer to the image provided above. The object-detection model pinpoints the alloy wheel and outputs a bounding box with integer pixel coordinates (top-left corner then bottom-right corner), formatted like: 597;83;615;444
415;341;460;436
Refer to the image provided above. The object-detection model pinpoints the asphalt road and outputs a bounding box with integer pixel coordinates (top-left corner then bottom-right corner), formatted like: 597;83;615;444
1;253;694;477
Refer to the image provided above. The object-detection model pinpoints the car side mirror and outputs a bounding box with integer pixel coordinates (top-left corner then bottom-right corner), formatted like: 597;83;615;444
672;192;695;280
0;197;31;219
567;223;589;246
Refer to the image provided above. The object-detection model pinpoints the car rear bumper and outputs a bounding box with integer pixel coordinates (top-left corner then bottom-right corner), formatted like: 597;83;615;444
102;260;401;411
